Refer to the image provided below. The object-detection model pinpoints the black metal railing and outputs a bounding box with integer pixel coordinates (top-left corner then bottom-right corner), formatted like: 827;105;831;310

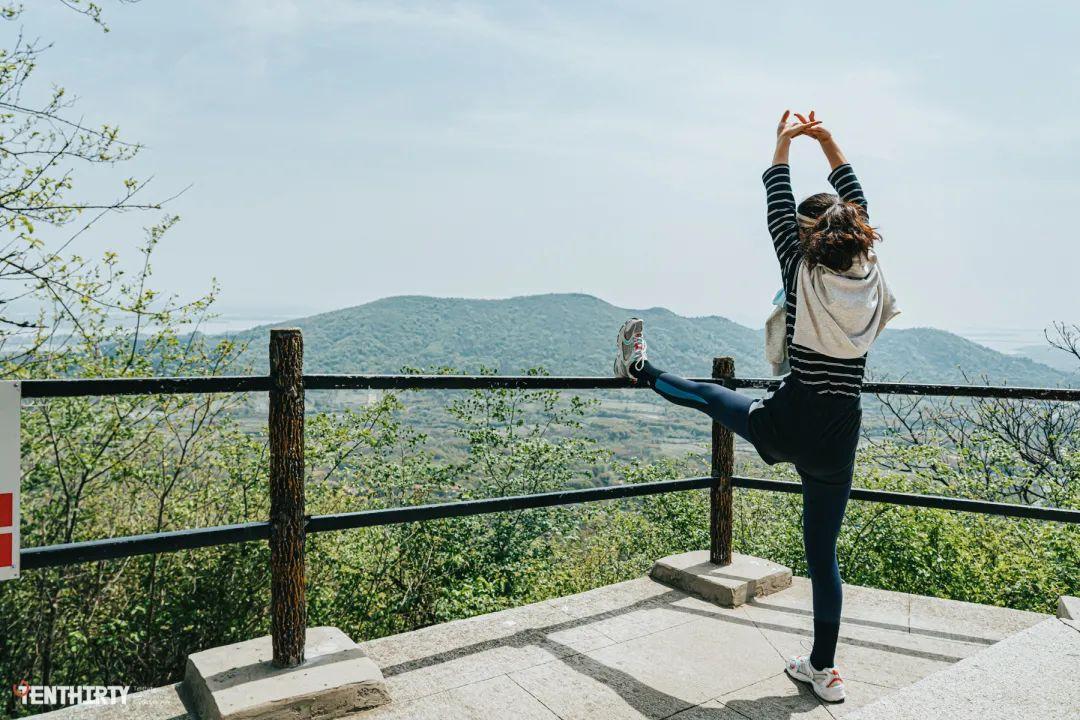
22;475;1079;571
14;330;1080;666
23;373;1080;401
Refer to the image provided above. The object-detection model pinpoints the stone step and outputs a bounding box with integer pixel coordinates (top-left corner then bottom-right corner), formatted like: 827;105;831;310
847;616;1080;719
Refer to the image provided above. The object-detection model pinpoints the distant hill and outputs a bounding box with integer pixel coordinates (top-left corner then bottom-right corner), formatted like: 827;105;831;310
864;327;1073;384
223;294;1071;387
1013;344;1079;375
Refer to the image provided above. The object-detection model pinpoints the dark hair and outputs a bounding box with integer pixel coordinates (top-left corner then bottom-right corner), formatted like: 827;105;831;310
796;192;881;272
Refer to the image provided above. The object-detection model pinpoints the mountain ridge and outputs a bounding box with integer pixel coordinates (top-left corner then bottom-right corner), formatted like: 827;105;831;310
224;293;1072;385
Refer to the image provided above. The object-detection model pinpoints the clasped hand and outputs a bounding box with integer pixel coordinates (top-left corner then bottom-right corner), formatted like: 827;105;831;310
776;109;830;143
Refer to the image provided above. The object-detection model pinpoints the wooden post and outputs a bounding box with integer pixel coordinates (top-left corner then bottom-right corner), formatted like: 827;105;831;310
710;356;735;566
269;328;306;668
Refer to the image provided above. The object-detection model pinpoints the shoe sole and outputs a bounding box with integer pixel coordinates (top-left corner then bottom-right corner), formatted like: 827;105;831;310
811;686;845;704
613;334;628;379
614;318;643;379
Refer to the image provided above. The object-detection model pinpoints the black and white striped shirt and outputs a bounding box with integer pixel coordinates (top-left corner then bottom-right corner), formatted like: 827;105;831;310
763;163;868;398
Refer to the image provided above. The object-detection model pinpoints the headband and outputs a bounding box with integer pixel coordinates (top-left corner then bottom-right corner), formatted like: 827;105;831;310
796;200;842;229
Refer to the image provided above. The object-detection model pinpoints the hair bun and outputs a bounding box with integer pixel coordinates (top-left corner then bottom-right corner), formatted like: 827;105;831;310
797;200;880;273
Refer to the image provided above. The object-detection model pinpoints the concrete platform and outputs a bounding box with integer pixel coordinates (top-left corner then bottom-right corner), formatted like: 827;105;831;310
650;551;792;607
184;626;390;720
35;576;1057;719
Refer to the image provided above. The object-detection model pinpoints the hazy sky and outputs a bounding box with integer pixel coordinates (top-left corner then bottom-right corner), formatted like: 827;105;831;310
16;1;1080;344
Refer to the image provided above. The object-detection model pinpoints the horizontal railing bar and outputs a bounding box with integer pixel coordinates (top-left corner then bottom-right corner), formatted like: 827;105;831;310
296;375;1080;401
21;376;271;398
18;374;1079;401
731;476;1080;523
20;521;270;570
21;475;1079;568
303;374;642;391
19;477;712;568
308;375;1080;400
305;477;714;533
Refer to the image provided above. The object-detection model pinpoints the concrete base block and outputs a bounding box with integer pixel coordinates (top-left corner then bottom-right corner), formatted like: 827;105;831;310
184;626;390;720
1057;595;1080;621
650;550;792;607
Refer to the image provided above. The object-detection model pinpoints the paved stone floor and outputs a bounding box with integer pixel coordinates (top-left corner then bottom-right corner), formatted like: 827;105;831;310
354;575;1046;719
39;575;1051;719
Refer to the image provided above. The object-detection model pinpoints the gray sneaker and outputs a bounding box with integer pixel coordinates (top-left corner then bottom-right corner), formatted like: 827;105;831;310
785;655;845;703
614;318;647;380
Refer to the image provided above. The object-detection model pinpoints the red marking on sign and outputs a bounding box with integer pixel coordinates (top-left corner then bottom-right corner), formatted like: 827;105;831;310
0;492;10;528
0;533;11;568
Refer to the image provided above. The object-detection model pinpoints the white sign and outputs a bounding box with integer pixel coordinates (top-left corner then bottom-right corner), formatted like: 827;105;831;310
1;381;20;580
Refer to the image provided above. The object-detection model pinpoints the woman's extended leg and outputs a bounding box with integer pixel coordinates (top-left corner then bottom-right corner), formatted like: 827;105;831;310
631;360;754;443
799;466;853;671
613;317;754;442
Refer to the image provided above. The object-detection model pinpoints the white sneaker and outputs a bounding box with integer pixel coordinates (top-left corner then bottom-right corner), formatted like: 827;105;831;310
614;318;647;380
784;655;845;703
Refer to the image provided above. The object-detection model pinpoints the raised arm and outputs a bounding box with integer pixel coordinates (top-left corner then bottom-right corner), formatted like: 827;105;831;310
797;112;867;210
763;164;796;248
765;111;821;284
827;162;866;210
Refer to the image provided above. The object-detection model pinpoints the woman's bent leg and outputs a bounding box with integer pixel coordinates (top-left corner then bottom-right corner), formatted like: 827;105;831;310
799;467;853;670
632;360;754;443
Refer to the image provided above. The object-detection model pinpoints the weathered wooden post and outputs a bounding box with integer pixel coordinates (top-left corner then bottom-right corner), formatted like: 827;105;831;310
183;329;389;717
651;355;790;605
709;356;735;566
269;328;306;667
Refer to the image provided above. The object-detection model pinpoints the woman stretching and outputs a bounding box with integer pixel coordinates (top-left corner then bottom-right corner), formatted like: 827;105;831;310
614;111;898;703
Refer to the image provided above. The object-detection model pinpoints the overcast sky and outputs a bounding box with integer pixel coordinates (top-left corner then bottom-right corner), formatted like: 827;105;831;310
17;1;1080;346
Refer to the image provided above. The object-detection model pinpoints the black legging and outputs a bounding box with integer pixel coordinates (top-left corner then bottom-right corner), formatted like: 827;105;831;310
634;360;851;669
634;361;755;441
798;469;851;670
